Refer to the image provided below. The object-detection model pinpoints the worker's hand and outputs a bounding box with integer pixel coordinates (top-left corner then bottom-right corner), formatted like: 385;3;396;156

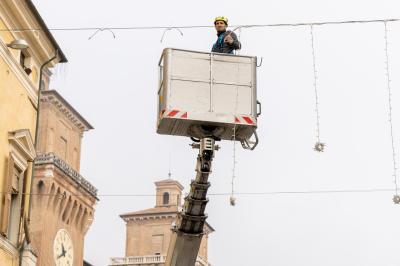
224;34;234;45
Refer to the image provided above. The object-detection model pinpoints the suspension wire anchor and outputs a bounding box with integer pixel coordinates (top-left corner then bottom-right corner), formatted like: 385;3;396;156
160;27;184;43
88;28;116;40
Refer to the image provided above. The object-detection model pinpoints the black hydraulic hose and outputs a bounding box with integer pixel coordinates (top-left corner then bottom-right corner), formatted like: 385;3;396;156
190;137;200;143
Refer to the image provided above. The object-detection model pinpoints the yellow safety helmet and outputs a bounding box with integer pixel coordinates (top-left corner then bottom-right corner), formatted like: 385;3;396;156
214;16;228;25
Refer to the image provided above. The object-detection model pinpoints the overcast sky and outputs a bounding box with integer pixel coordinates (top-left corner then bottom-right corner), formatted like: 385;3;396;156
32;0;400;265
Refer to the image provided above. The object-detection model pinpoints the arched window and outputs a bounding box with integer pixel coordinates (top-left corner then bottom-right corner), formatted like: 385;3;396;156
163;192;169;205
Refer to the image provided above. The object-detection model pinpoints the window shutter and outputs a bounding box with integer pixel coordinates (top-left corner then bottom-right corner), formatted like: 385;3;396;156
152;234;164;254
0;154;14;236
11;167;19;193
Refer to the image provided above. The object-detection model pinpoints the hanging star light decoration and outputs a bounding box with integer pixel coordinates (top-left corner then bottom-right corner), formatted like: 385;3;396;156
314;142;325;152
393;195;400;204
229;196;236;206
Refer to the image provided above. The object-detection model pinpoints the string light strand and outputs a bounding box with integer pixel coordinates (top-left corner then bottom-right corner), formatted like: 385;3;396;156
383;22;399;203
310;25;325;152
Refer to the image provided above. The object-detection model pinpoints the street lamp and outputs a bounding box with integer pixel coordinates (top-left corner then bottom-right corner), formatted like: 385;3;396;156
7;39;29;50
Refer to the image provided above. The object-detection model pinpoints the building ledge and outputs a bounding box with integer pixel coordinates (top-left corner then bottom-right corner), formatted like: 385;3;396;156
35;152;98;198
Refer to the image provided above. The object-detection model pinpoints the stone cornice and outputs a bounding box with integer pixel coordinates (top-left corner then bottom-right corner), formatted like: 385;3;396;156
122;211;214;233
155;179;184;190
40;90;94;131
35;152;98;199
122;213;176;222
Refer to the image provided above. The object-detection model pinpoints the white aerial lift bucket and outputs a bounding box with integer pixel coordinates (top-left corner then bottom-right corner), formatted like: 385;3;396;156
157;48;260;149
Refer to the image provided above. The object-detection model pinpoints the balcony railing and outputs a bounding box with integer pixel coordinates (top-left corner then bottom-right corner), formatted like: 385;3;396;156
109;255;166;265
35;152;98;197
109;255;211;266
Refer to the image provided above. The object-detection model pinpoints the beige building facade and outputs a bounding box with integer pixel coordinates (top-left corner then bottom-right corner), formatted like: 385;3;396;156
110;179;213;266
30;90;98;266
0;1;66;265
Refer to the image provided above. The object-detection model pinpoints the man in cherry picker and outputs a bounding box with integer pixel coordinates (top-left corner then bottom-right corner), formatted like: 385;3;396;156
212;16;241;54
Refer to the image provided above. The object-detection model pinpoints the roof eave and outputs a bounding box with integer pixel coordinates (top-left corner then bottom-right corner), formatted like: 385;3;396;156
25;0;68;63
42;90;94;130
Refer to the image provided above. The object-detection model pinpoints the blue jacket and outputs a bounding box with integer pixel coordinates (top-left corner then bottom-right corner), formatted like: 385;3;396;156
211;30;241;54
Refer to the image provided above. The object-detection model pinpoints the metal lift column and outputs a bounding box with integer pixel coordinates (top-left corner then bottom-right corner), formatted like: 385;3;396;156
165;138;217;266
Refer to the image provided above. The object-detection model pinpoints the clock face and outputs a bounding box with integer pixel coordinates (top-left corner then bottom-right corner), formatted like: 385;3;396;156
53;229;74;266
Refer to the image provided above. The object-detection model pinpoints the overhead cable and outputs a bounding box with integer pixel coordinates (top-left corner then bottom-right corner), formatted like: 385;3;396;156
0;18;399;33
0;188;394;198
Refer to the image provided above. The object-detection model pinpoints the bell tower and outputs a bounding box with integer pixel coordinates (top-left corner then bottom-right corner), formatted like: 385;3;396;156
110;178;213;266
30;90;98;266
155;179;184;207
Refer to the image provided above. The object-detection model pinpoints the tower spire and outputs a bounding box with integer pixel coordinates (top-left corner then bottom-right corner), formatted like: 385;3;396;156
168;152;172;179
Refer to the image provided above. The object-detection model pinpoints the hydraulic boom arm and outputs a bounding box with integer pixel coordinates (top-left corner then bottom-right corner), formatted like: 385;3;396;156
165;138;217;266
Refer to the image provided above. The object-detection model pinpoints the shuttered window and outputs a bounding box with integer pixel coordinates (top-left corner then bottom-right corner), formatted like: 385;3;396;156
0;154;14;236
59;137;68;160
163;192;169;205
151;234;164;254
1;154;24;246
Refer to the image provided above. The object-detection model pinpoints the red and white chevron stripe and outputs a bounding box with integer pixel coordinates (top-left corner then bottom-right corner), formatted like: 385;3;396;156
234;115;256;125
160;109;188;119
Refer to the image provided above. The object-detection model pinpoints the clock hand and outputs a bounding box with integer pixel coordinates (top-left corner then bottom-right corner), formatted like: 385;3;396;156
57;253;63;259
61;243;66;257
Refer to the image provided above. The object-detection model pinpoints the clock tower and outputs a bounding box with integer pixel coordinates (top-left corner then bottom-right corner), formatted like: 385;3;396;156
30;90;98;266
